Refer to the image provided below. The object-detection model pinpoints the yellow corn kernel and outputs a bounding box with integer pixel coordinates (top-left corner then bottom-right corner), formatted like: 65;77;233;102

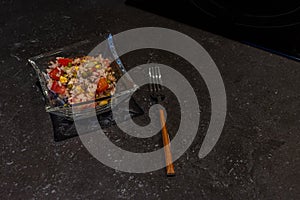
75;66;79;71
99;100;108;106
95;64;101;69
59;76;68;84
88;92;94;97
76;86;84;93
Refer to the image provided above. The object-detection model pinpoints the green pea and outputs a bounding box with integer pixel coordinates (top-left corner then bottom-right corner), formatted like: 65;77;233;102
67;84;73;89
81;72;88;78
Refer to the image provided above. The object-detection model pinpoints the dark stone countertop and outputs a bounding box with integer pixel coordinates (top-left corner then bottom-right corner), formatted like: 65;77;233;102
0;0;299;199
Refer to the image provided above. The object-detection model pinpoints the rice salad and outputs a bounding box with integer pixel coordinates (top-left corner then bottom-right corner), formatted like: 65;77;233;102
44;55;117;107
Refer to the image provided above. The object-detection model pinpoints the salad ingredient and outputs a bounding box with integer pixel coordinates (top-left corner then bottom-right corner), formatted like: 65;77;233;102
49;67;62;81
97;77;109;93
51;80;66;94
58;58;73;66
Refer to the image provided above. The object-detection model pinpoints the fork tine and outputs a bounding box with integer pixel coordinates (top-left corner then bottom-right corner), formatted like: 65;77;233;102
150;67;155;92
156;66;162;91
152;67;157;92
153;67;158;91
148;67;153;92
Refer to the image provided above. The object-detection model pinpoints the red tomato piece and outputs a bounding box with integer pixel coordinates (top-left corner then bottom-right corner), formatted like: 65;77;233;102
97;77;108;93
49;67;61;81
58;58;73;66
51;81;66;94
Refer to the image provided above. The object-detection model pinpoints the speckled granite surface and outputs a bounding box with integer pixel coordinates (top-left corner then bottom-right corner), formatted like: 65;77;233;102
0;0;299;199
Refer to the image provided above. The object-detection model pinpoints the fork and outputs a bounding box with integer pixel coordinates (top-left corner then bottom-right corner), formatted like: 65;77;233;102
149;66;175;176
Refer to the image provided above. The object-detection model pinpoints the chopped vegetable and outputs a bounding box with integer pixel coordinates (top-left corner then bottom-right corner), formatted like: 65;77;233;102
58;58;73;66
59;76;68;84
51;80;66;94
49;67;61;81
99;100;108;106
97;77;109;93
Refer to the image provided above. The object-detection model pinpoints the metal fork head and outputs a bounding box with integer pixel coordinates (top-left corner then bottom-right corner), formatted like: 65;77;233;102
149;66;163;92
149;66;165;102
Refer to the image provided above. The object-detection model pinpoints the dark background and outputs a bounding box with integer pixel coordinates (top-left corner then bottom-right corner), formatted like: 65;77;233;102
0;0;299;199
126;0;300;61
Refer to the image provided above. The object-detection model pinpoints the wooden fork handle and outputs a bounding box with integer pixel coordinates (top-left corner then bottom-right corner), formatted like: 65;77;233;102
159;109;175;176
